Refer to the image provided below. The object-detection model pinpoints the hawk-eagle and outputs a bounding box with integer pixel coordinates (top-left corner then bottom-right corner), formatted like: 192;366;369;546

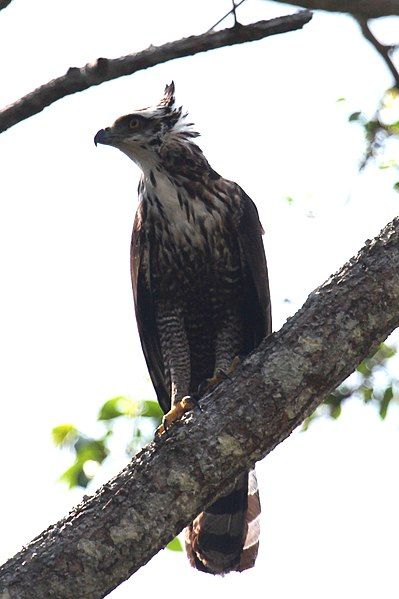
94;83;271;574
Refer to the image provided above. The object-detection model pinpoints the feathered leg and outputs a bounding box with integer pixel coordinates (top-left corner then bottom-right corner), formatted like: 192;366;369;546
155;302;194;434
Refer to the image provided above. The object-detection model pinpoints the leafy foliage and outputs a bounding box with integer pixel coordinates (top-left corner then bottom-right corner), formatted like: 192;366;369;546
303;343;398;430
52;397;162;489
347;88;399;188
51;397;187;550
166;537;184;551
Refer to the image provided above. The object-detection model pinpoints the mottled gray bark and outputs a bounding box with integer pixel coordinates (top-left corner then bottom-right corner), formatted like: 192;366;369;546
0;11;311;135
270;0;399;18
1;218;399;598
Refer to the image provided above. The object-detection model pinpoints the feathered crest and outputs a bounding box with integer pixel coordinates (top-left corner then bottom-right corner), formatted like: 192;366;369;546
159;82;175;108
156;82;199;139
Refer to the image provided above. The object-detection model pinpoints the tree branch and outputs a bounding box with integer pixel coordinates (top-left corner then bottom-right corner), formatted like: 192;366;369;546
356;16;399;88
1;216;399;598
271;2;399;92
0;11;312;135
0;0;13;12
268;0;399;18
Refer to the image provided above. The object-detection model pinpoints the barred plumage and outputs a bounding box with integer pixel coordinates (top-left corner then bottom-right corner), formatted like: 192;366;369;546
94;83;272;574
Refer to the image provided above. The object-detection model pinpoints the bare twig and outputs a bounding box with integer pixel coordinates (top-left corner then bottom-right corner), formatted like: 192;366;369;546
0;11;312;135
1;216;399;598
208;0;248;31
356;16;399;88
232;0;239;27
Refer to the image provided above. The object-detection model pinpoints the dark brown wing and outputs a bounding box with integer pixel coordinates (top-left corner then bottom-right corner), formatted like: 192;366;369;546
131;206;170;413
236;188;272;351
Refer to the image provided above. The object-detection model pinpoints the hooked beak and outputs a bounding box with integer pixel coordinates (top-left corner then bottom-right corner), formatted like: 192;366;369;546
94;127;111;147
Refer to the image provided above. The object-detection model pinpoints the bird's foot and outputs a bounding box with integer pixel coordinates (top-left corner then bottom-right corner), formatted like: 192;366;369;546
198;355;241;397
156;395;198;436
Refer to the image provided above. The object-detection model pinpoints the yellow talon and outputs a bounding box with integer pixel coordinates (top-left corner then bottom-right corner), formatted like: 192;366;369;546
156;396;197;436
228;355;241;374
200;356;241;396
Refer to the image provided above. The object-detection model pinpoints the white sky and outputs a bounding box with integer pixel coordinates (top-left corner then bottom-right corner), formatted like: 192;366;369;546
1;1;399;597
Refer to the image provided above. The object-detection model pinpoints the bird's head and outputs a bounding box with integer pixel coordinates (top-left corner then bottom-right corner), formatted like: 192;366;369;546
94;82;198;169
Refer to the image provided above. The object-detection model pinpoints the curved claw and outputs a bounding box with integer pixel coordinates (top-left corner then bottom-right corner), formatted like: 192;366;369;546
156;396;197;436
197;356;241;398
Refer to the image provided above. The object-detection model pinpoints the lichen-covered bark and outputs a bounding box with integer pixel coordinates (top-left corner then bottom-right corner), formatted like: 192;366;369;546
0;11;311;135
270;0;399;18
2;217;399;598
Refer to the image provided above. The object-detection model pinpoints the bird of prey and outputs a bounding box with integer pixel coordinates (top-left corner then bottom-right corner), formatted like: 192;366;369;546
94;83;271;575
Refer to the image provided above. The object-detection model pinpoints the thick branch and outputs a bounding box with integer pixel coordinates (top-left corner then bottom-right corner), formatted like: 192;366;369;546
0;11;312;135
0;0;13;12
1;218;399;598
269;0;399;18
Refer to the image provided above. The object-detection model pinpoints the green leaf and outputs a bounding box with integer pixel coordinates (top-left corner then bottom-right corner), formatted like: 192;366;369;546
98;396;138;420
301;412;318;431
166;537;183;552
379;159;398;170
357;361;371;376
59;461;90;489
330;404;341;419
139;400;164;419
59;439;109;489
378;343;396;360
379;387;393;420
388;120;399;134
362;387;373;403
383;87;399;104
336;97;346;103
394;182;399;193
349;111;361;122
98;398;124;420
75;438;109;463
52;424;78;447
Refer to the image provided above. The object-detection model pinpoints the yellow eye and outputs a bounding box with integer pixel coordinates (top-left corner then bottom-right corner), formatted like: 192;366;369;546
130;118;139;129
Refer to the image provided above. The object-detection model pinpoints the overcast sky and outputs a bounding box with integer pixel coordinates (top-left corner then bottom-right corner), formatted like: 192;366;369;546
1;1;399;597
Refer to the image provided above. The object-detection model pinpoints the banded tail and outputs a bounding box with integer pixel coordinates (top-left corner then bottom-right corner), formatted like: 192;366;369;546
185;470;260;574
